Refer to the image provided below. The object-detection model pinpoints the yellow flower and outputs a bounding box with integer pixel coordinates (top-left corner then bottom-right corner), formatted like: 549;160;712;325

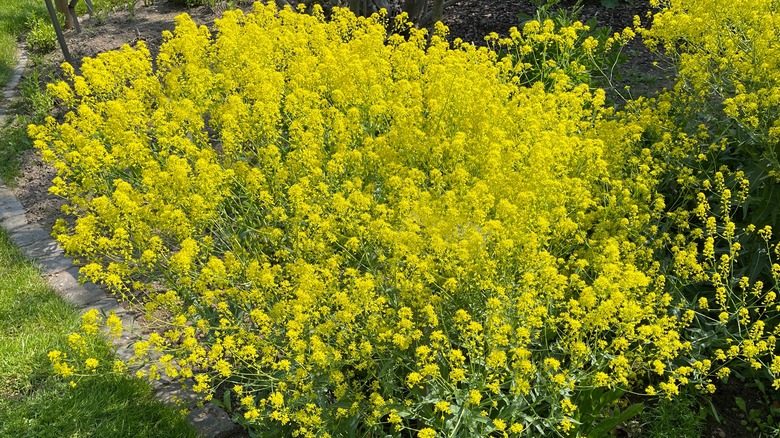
418;428;437;438
434;400;450;416
468;390;482;406
557;419;574;433
85;358;99;372
406;372;423;388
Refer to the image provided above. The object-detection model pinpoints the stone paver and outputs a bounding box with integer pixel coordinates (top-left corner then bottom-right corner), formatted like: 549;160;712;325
60;279;105;307
82;296;124;314
0;189;25;219
7;223;51;247
0;210;29;232
189;404;242;438
5;45;28;91
0;46;245;438
47;266;83;291
19;234;60;256
0;45;27;124
33;250;73;276
49;267;107;307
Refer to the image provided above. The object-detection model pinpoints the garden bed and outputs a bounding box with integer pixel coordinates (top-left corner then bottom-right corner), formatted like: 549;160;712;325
10;0;780;436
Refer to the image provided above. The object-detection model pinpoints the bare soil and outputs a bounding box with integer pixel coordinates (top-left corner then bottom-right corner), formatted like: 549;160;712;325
13;150;63;230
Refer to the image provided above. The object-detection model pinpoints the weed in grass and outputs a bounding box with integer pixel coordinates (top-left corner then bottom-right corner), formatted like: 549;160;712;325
126;0;137;19
25;14;58;54
19;69;53;121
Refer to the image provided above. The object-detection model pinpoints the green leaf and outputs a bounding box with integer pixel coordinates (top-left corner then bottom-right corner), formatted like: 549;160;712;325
223;389;232;411
600;0;620;8
735;397;747;412
588;403;644;437
598;389;624;408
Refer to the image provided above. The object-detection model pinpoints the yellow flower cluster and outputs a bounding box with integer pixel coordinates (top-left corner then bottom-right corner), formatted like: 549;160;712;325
642;0;780;179
34;1;773;435
486;16;634;92
48;309;125;386
624;0;780;407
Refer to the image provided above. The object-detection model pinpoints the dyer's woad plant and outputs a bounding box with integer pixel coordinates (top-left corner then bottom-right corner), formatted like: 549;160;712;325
30;1;779;436
626;0;780;398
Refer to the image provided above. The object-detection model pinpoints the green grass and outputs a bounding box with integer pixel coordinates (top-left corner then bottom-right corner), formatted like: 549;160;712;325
0;66;55;184
0;229;198;438
0;115;34;184
0;0;46;86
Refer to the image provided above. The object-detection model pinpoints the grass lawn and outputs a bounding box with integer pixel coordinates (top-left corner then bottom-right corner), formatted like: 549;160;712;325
0;0;46;87
0;229;198;438
0;115;33;184
0;0;45;183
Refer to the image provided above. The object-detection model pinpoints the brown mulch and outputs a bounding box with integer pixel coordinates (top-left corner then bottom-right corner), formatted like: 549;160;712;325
444;0;647;45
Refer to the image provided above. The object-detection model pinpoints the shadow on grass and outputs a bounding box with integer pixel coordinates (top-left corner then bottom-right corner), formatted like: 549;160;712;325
1;374;198;438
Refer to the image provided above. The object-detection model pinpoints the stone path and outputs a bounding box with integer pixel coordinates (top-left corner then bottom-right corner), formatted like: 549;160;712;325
1;46;244;438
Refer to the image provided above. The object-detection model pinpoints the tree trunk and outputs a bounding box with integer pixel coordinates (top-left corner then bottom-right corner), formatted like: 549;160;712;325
404;0;428;25
431;0;443;24
54;0;75;30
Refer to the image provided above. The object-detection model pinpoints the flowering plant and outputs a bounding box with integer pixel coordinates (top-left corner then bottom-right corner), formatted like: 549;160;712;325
34;1;780;436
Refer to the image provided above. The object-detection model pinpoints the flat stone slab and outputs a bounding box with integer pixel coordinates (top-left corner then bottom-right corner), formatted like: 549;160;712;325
0;189;25;220
8;223;51;248
19;235;61;257
114;340;138;363
155;381;200;404
33;251;73;276
60;282;106;307
4;45;28;91
50;269;108;308
1;211;29;233
83;296;124;314
47;266;83;291
189;403;245;438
